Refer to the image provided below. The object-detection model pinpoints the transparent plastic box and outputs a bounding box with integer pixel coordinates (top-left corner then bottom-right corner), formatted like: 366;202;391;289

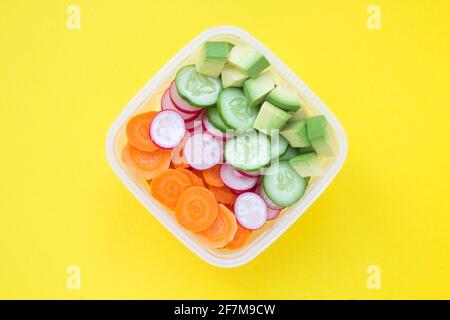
106;26;348;268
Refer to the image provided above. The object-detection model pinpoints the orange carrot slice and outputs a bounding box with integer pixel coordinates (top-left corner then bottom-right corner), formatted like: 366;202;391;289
207;185;237;205
196;204;238;248
177;169;204;187
225;223;252;250
126;112;160;152
150;169;192;209
171;162;190;169
122;144;171;180
202;164;224;187
175;186;218;232
192;169;208;185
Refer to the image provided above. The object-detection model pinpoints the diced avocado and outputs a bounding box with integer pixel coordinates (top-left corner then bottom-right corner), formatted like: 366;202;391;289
243;71;275;108
280;120;311;147
306;115;335;156
266;84;301;112
203;41;233;60
298;146;315;154
196;41;233;77
280;146;300;161
289;96;313;122
228;45;270;78
253;101;291;134
289;152;324;177
221;64;249;88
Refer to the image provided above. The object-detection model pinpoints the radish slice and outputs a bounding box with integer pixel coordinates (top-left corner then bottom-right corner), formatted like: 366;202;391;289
169;81;203;114
185;112;204;132
202;113;233;140
220;164;259;192
257;184;283;210
230;184;257;195
184;133;221;170
161;88;198;122
171;132;190;166
234;192;267;230
267;207;281;221
237;169;260;178
150;110;185;149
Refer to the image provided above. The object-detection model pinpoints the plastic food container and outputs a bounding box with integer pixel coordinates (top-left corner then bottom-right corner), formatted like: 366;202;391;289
106;26;348;268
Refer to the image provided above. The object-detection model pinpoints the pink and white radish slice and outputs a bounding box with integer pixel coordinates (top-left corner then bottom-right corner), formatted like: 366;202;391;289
183;133;221;170
150;110;185;149
266;207;281;221
161;88;198;122
169;81;203;114
257;184;283;210
185;112;204;133
171;132;190;167
234;192;267;230
220;164;259;192
237;169;260;178
202;113;233;140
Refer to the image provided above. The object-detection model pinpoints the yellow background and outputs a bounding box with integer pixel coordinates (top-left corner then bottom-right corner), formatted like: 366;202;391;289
0;0;449;299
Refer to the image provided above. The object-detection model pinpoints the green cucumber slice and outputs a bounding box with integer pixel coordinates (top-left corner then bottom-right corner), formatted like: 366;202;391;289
217;87;258;130
271;135;289;159
280;146;300;161
253;101;292;134
263;161;308;207
289;152;323;177
225;131;271;171
175;65;222;107
206;108;230;132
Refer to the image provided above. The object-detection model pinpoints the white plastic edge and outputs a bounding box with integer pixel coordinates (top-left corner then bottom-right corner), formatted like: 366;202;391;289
105;26;348;268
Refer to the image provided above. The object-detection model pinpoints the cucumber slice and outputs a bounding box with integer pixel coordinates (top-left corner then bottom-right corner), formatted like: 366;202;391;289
217;87;258;130
289;152;323;177
271;135;289;159
221;64;249;88
306;115;335;156
280;146;300;161
225;131;271;171
266;84;301;112
196;41;233;77
253;101;292;134
280;120;311;147
243;71;275;108
263;161;308;207
228;45;270;78
206;107;230;132
175;65;222;107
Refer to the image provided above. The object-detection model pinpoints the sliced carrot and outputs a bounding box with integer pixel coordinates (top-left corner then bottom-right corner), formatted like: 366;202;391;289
192;169;208;186
196;204;238;248
175;186;218;232
177;169;204;187
207;185;237;205
171;161;190;169
122;144;171;180
150;169;192;209
225;223;252;250
202;164;224;187
126;112;160;152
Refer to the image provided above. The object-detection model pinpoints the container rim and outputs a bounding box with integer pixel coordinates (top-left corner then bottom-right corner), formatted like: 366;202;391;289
105;25;348;268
